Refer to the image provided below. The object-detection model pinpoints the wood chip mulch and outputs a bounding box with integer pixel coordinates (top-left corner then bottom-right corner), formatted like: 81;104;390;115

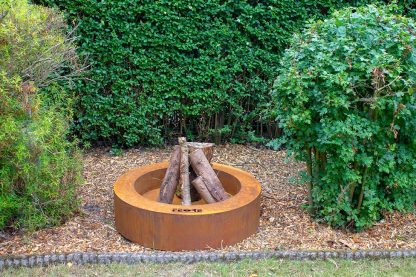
0;144;415;255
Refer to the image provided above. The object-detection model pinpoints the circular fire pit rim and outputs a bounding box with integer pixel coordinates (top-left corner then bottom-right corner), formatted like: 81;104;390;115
113;161;261;215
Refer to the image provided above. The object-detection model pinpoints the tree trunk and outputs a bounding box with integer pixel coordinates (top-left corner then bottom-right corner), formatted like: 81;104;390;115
191;176;216;204
179;137;191;205
159;145;181;203
190;149;228;201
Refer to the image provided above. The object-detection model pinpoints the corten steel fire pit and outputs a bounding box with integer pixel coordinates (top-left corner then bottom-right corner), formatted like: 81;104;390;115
114;162;261;251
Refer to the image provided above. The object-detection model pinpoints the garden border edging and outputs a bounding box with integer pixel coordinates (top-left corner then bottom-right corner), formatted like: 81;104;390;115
1;249;416;269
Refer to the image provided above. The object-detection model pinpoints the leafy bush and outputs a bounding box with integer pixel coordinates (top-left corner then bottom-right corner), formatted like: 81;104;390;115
0;0;82;231
273;4;416;229
35;0;392;146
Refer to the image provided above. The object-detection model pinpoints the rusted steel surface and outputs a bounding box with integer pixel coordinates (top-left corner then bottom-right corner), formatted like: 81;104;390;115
114;162;261;251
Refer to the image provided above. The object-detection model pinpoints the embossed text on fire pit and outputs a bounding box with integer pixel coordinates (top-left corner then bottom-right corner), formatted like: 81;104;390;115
172;208;202;213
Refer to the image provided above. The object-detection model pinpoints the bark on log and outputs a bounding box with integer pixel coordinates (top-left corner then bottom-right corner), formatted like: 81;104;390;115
176;142;214;202
187;142;214;162
189;171;201;201
188;142;214;202
190;149;228;201
159;146;181;203
176;171;200;202
191;176;216;204
179;137;191;205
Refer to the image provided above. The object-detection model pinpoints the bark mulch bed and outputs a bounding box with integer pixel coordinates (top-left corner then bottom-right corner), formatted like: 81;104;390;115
0;144;415;255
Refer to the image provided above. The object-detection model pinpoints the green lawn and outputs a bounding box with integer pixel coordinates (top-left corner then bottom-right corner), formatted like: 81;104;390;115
2;258;416;277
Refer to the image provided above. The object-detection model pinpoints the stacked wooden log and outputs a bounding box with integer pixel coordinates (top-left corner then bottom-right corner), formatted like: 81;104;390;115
159;137;228;205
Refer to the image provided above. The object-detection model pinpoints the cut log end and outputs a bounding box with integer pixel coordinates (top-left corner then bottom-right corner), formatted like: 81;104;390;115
187;142;214;163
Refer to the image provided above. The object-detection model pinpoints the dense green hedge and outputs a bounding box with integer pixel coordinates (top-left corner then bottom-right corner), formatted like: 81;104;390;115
273;4;416;229
33;1;416;147
34;0;399;146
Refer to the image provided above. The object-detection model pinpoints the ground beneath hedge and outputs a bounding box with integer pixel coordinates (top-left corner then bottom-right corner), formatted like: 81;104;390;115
1;145;415;255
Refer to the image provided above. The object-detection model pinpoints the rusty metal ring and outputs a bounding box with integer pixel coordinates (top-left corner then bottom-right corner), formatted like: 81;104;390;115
114;162;261;251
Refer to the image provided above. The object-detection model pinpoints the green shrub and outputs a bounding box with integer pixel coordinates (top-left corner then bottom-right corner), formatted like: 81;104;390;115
273;4;416;229
0;0;82;231
35;0;393;146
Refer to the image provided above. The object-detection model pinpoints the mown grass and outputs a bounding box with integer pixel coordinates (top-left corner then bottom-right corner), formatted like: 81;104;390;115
2;258;416;277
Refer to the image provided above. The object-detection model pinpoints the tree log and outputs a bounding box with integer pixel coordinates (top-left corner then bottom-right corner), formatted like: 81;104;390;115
159;145;181;203
176;142;214;202
188;142;214;202
176;170;200;201
189;171;201;201
191;176;216;204
179;137;191;205
190;149;228;201
187;142;214;162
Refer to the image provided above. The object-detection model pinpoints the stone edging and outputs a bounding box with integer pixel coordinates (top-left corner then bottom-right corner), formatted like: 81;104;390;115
1;249;416;269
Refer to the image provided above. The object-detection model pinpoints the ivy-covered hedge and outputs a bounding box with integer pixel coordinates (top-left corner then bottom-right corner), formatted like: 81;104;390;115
273;4;416;229
35;0;401;146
